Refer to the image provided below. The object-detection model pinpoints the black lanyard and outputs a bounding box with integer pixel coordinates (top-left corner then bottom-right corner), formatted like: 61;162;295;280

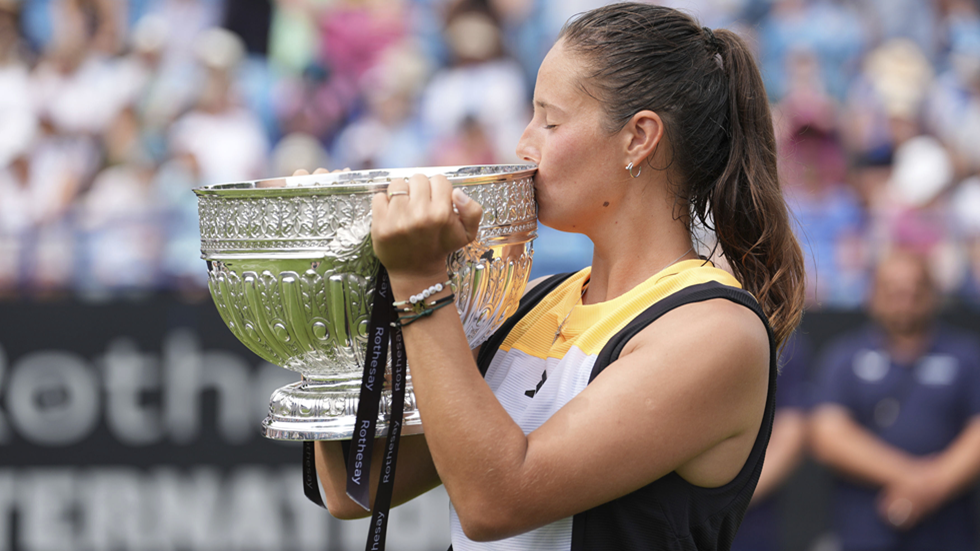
302;265;407;551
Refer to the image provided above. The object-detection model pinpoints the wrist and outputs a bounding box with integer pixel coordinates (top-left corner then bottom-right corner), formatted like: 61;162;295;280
883;456;920;486
388;270;452;303
922;459;956;499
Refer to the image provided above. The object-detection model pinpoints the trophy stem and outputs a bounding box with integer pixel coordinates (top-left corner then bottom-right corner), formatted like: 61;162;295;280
261;375;423;441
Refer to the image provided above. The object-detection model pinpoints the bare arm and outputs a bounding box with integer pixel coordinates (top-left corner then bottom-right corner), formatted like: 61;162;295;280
929;416;980;497
809;404;918;487
750;408;806;504
312;266;548;519
877;416;980;530
314;434;442;519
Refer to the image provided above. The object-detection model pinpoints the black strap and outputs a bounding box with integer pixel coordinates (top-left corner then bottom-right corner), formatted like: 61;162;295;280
300;265;407;551
346;265;395;509
591;281;774;382
302;441;326;508
476;272;576;375
365;308;407;551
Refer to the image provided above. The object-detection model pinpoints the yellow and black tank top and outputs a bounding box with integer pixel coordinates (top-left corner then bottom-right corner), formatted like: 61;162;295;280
449;260;778;551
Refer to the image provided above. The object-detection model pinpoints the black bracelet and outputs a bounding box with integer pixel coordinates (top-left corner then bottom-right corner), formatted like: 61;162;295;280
391;294;456;327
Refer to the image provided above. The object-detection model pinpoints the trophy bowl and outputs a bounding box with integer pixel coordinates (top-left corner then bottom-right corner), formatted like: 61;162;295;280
195;165;537;441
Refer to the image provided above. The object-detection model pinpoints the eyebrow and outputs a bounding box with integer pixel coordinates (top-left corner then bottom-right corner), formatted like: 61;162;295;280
534;99;565;114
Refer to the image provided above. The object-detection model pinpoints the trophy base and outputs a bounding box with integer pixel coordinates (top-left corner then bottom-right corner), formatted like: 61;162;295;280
260;377;424;441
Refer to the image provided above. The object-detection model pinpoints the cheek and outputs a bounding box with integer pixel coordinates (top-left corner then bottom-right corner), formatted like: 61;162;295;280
540;131;588;173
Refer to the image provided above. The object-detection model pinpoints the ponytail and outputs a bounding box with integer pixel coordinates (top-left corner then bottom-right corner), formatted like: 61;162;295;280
706;29;805;349
560;4;805;349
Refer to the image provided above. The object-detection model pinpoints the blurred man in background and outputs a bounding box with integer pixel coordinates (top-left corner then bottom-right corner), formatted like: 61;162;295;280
811;249;980;551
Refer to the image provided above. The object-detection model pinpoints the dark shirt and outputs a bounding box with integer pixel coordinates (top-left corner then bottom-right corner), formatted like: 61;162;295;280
813;325;980;551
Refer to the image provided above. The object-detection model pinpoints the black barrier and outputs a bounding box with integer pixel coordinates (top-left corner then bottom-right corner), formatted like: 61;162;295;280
0;296;977;551
0;296;452;551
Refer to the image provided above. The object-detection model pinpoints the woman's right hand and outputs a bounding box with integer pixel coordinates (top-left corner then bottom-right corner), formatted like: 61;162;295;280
292;166;444;516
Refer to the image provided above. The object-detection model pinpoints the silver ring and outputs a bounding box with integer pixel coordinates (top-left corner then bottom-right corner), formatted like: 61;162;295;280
387;190;409;198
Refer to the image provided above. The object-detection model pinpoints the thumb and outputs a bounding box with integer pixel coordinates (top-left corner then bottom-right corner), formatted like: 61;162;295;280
453;188;483;243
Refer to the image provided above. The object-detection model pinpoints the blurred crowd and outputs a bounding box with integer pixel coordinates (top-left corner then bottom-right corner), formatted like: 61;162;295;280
0;0;979;307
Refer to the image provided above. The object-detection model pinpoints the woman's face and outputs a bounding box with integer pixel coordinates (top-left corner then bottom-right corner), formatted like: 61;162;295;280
516;41;628;234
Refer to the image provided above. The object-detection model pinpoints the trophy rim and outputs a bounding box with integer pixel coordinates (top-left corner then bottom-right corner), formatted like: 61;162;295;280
192;164;538;197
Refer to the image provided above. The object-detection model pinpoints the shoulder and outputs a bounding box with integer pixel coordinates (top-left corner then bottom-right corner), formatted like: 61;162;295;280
523;275;551;296
934;326;980;359
622;296;770;385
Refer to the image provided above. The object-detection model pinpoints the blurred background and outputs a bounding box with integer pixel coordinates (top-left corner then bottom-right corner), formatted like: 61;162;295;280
0;0;979;550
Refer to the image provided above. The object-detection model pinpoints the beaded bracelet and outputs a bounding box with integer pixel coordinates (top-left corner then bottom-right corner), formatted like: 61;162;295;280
393;279;453;314
395;293;455;313
392;294;456;327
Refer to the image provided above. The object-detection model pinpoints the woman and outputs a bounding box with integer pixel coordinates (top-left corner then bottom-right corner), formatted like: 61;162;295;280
312;3;804;550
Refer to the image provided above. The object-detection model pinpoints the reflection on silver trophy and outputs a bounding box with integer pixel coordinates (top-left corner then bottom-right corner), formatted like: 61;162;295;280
195;165;537;440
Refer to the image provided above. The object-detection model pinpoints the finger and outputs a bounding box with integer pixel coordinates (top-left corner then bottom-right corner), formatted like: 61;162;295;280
313;168;329;174
453;188;483;243
429;175;455;220
386;177;411;202
372;190;389;230
293;169;310;176
885;497;913;530
407;173;432;206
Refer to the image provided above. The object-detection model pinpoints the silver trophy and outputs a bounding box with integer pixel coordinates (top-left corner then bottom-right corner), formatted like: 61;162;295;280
195;165;537;441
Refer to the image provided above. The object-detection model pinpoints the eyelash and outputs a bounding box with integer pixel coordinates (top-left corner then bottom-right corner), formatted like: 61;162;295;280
543;124;557;130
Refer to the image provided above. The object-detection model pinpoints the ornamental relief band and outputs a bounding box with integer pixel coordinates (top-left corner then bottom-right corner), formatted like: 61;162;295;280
198;177;536;254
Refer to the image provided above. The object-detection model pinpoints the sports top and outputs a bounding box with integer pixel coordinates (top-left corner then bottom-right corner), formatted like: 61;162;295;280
449;260;778;551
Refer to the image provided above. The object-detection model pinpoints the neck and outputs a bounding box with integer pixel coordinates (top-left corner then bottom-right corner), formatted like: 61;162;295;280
582;179;695;304
886;330;932;365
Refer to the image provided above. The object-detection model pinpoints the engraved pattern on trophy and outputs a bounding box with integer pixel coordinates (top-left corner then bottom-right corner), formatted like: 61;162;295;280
196;165;537;440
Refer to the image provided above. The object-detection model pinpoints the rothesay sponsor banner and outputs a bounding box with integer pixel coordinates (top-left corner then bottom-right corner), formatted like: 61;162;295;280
0;297;449;551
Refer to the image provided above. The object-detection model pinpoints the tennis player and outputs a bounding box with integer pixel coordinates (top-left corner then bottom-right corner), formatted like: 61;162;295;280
313;3;805;550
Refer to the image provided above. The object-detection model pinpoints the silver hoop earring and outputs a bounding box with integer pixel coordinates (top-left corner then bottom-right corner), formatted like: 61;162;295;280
626;162;641;179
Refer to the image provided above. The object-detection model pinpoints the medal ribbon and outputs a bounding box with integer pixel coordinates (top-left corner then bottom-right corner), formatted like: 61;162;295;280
302;264;407;551
346;264;406;551
346;264;394;510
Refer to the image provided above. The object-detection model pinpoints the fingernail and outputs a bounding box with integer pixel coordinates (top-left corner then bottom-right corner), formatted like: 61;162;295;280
452;188;470;205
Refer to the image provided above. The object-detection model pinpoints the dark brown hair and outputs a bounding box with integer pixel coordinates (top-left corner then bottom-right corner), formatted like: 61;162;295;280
560;3;804;348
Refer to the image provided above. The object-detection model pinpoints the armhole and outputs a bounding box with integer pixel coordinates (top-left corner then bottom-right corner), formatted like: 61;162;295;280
590;281;774;382
475;272;577;377
589;280;778;493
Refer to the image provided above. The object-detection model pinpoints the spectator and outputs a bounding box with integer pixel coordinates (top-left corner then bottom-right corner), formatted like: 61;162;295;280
331;44;431;169
419;0;528;164
76;161;162;293
811;249;980;551
168;27;269;185
757;0;866;101
0;0;35;169
952;175;980;305
776;72;869;307
925;4;980;175
3;0;980;304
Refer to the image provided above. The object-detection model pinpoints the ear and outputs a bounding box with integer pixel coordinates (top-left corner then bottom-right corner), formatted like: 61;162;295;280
623;110;664;168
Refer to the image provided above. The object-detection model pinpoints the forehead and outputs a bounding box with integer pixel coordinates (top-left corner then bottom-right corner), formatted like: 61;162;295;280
875;255;931;290
534;42;593;108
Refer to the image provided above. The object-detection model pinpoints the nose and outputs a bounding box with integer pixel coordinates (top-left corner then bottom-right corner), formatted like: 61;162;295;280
515;123;539;165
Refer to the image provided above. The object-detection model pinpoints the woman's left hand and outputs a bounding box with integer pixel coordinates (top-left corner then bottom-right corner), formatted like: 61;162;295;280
371;174;483;281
